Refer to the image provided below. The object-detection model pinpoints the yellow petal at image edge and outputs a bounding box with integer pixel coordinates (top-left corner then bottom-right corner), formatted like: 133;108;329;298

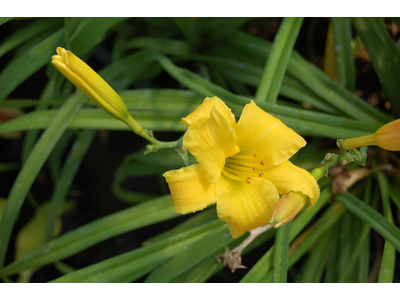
216;176;279;238
234;100;306;167
163;164;216;214
261;160;320;207
183;106;240;184
182;96;236;127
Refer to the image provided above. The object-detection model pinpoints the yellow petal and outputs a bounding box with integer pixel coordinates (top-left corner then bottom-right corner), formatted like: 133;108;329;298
234;100;306;167
183;106;240;184
163;164;216;214
260;160;320;208
52;48;143;134
182;96;236;127
216;176;279;238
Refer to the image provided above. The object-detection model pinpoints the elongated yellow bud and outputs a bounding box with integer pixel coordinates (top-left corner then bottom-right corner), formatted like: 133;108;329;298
269;191;308;228
51;47;144;135
342;119;400;151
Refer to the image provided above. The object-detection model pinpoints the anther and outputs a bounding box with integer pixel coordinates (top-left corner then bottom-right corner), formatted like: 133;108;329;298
247;177;251;180
246;179;251;184
260;160;264;165
253;153;257;157
259;173;263;177
252;166;256;170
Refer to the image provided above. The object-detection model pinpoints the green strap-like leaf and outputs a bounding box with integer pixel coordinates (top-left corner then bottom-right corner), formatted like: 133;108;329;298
172;17;200;47
0;17;13;26
0;109;187;133
296;227;333;283
0;94;87;269
221;31;390;124
0;195;179;277
256;17;304;104
376;171;395;283
0;18;62;59
45;129;96;241
331;17;355;91
21;80;56;164
125;37;191;57
145;223;232;282
273;221;292;283
51;219;222;283
352;17;400;117
0;29;63;104
335;192;400;252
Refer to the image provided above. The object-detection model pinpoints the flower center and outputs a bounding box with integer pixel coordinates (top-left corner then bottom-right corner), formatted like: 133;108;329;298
222;153;265;183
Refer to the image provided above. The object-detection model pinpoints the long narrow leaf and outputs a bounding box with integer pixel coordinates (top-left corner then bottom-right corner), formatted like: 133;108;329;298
0;195;178;277
0;94;86;268
145;223;232;282
273;221;292;282
297;227;333;283
45;129;96;241
0;29;63;104
256;17;304;104
222;31;390;123
52;220;221;283
376;171;395;283
335;192;400;252
331;17;355;91
352;17;400;117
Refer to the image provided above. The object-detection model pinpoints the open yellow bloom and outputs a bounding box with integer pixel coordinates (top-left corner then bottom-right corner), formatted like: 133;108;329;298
52;47;144;135
163;97;320;238
342;119;400;151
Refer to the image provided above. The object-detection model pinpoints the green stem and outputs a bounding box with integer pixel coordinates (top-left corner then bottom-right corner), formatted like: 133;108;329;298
146;141;179;153
125;115;163;145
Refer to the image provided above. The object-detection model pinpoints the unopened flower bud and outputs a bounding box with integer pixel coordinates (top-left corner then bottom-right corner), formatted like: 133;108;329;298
342;119;400;151
51;47;144;135
269;191;308;228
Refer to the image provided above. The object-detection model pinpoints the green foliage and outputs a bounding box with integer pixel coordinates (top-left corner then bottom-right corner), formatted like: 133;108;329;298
0;17;399;283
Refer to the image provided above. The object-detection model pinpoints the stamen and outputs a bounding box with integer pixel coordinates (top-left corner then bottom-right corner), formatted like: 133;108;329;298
247;177;251;180
227;158;257;168
246;180;251;184
252;166;256;170
253;153;257;157
260;161;265;165
259;173;263;177
229;154;256;161
224;166;254;178
221;169;243;181
225;163;251;172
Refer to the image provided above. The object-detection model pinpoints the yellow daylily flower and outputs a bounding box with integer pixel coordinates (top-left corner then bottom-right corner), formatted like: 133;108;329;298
51;47;144;135
163;97;320;238
342;119;400;151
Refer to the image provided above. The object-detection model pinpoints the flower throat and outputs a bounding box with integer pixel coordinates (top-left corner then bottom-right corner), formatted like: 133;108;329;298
221;152;265;183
